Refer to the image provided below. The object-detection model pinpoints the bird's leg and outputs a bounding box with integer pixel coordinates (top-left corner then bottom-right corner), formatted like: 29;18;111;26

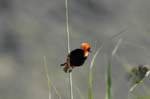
62;56;73;73
69;68;72;73
61;57;70;73
68;66;75;73
63;65;69;73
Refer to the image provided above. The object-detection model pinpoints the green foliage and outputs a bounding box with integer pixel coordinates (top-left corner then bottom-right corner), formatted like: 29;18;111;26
105;59;112;99
43;56;52;99
88;47;102;99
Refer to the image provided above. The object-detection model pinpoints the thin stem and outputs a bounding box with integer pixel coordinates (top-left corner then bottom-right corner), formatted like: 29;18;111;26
88;47;102;99
74;86;85;99
112;38;122;56
51;80;62;99
69;73;73;99
65;0;73;99
43;56;52;99
65;0;70;53
105;58;112;99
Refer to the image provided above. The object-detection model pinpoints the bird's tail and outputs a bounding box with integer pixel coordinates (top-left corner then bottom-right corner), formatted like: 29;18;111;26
60;63;66;66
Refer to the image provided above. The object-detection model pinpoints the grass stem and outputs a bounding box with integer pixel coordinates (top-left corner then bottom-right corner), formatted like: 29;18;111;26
65;0;73;99
43;56;52;99
88;47;102;99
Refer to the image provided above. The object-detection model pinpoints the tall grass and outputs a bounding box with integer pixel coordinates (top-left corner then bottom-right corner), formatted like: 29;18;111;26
105;38;122;99
105;58;112;99
64;0;127;98
74;86;85;99
65;0;74;99
87;30;124;99
43;56;62;99
43;56;52;99
88;47;102;99
43;0;150;97
134;96;150;99
129;70;150;92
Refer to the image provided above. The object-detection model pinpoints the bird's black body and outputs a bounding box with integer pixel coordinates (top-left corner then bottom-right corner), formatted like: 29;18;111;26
60;42;91;73
69;49;87;66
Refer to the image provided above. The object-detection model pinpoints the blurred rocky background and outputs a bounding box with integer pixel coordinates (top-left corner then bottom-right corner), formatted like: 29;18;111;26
0;0;150;99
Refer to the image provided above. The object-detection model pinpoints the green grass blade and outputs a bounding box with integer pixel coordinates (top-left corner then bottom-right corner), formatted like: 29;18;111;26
134;96;150;99
105;59;112;99
43;56;52;99
69;72;74;99
65;0;74;98
112;38;122;57
88;68;93;99
105;38;122;99
88;47;102;99
129;70;150;92
74;86;85;99
51;80;62;99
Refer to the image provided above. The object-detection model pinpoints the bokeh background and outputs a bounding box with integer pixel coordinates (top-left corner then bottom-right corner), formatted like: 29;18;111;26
0;0;150;99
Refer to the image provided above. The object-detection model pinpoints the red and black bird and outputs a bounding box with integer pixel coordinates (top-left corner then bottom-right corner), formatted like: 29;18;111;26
61;42;91;73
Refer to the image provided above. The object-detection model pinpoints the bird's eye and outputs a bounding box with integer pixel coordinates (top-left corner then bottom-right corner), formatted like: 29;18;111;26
87;48;92;52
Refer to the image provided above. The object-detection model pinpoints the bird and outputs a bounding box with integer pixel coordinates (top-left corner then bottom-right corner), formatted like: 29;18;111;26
60;42;91;73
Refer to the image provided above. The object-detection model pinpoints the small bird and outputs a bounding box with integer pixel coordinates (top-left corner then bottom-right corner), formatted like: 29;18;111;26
61;42;91;73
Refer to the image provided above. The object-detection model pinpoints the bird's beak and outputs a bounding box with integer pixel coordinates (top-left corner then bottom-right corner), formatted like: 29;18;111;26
88;48;92;52
89;50;92;52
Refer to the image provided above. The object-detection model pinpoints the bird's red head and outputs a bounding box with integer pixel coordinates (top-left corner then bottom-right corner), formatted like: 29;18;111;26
80;42;91;57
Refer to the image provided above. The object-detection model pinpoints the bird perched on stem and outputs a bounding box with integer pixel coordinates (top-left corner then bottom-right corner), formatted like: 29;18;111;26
61;42;91;73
